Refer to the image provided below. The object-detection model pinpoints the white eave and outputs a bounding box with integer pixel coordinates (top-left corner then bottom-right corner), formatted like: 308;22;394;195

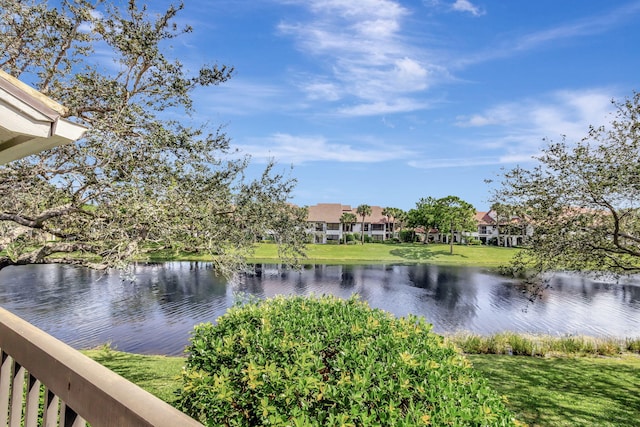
0;70;88;165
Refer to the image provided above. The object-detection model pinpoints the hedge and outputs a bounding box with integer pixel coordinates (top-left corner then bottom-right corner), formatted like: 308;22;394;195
176;295;517;426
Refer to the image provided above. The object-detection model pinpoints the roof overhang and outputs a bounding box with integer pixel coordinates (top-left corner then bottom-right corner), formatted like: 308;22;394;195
0;70;87;165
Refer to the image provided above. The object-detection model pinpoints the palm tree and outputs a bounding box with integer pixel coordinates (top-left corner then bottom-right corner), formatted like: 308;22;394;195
356;204;372;244
339;212;357;244
382;207;404;240
382;207;392;241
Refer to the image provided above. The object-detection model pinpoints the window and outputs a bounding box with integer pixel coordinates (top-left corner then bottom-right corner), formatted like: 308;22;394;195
326;223;340;231
372;224;384;231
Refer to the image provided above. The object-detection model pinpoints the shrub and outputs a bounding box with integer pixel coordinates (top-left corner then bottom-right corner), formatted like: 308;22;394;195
451;333;628;357
399;230;414;242
177;295;516;426
344;233;355;243
626;337;640;353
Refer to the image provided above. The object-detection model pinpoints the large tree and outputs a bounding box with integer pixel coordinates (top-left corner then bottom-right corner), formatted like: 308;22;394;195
408;196;476;251
0;0;307;275
432;196;476;254
407;197;438;244
355;204;371;244
493;93;640;284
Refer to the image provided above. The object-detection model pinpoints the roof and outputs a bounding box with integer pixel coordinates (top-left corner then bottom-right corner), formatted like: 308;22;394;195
0;70;87;164
307;203;353;222
475;211;495;225
306;203;391;224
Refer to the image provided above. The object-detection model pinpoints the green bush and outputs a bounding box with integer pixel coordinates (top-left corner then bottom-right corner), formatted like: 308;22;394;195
399;230;414;243
344;233;355;243
177;295;516;426
626;337;640;353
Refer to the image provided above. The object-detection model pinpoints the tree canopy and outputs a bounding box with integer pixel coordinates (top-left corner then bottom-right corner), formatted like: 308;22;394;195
407;197;436;244
0;0;307;274
493;92;640;283
408;196;476;253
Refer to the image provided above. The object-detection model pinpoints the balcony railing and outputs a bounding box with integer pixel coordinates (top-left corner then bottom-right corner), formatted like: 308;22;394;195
0;307;203;427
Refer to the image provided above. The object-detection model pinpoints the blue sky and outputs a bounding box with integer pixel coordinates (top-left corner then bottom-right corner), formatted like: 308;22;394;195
167;0;640;211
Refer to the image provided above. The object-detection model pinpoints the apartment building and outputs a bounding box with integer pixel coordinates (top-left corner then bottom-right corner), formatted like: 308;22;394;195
306;203;395;243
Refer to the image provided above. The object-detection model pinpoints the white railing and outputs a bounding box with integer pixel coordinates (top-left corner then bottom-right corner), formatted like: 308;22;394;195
0;307;203;427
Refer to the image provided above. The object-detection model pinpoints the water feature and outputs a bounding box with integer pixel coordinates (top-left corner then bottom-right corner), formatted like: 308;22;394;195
0;262;638;355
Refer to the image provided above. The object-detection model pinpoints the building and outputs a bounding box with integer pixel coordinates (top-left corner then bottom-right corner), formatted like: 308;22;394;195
304;203;531;246
306;203;396;243
472;210;531;246
0;70;87;164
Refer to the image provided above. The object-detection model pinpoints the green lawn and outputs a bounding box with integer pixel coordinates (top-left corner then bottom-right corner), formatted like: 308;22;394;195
252;242;518;268
83;349;640;427
140;242;518;268
83;348;185;403
468;354;640;427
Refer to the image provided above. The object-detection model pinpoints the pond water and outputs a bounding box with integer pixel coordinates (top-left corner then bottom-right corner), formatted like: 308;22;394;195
0;262;638;355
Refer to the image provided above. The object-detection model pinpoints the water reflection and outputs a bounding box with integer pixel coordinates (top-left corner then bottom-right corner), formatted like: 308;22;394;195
0;263;638;355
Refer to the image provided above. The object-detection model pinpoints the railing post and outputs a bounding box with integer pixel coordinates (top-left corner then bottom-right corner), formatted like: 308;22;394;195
9;362;25;427
0;351;11;427
0;307;204;427
43;388;59;427
23;374;40;427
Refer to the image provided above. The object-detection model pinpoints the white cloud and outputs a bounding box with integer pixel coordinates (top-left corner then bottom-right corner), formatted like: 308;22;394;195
456;89;614;140
236;132;415;164
194;80;294;116
455;104;518;127
451;0;485;16
457;2;640;67
411;88;618;170
394;57;428;91
407;154;534;169
276;0;438;116
337;98;428;116
301;80;342;101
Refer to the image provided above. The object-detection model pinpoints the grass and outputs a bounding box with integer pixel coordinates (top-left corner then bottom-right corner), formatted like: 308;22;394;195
252;242;518;267
468;354;640;427
82;346;185;403
450;332;640;357
83;343;640;427
139;242;519;268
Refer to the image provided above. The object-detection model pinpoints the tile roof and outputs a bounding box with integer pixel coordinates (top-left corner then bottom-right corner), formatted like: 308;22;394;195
306;203;390;224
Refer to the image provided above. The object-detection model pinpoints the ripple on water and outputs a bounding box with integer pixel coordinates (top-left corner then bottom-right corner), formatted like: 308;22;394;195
0;263;638;355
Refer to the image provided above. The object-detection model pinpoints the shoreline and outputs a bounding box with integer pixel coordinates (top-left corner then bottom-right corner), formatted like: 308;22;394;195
142;242;520;269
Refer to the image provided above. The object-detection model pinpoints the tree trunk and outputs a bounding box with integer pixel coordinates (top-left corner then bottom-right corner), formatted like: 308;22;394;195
449;221;454;255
